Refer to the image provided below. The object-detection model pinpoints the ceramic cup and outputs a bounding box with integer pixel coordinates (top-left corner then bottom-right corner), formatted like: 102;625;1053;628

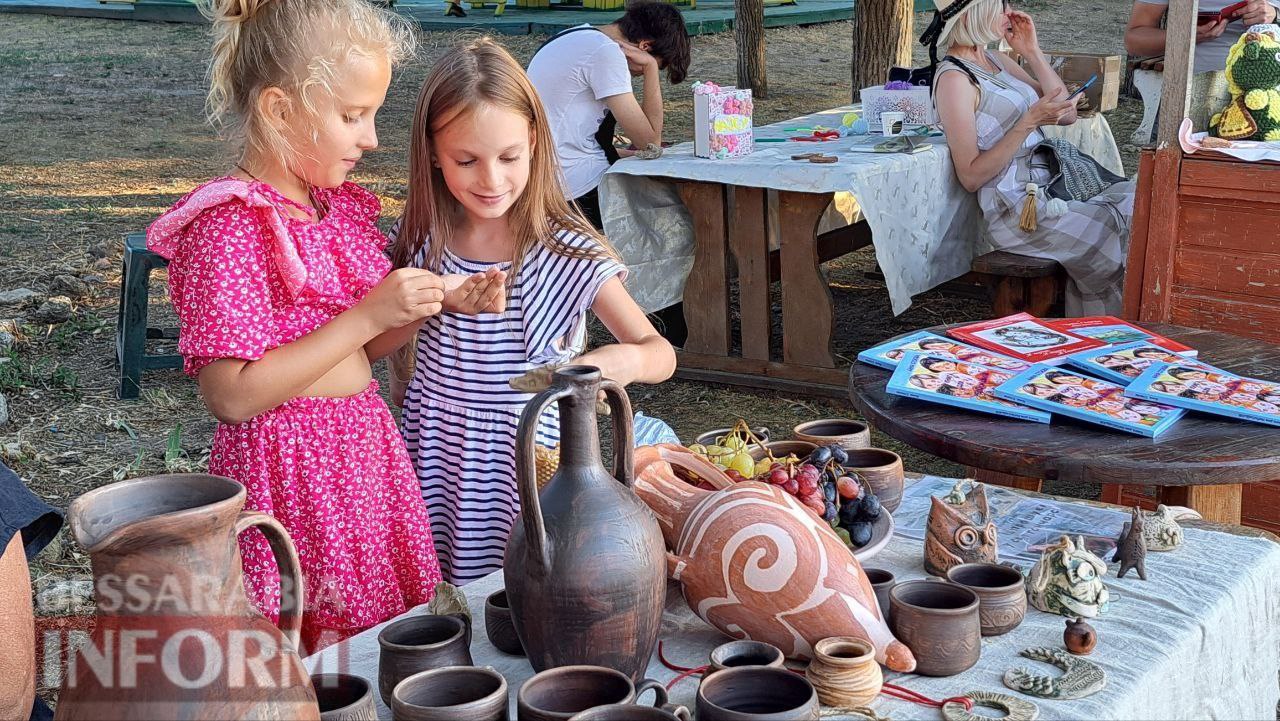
378;613;474;706
946;562;1027;636
517;665;669;721
881;112;906;137
791;419;871;451
707;640;786;674
888;580;981;677
694;427;770;448
312;674;377;721
568;704;692;721
842;448;905;512
747;440;818;463
696;666;820;721
862;567;896;622
485;589;525;656
391;666;508;721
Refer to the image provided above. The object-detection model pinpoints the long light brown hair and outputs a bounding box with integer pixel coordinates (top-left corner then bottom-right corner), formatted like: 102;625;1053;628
390;36;617;279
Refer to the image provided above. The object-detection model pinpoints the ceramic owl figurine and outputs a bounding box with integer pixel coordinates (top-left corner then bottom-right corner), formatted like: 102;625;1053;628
924;481;998;576
1141;504;1184;551
1026;535;1110;618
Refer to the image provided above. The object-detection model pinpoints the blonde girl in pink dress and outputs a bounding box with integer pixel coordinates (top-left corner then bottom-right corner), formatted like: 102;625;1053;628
146;0;464;653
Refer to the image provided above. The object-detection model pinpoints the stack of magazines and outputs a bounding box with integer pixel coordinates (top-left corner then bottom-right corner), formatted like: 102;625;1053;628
857;313;1280;438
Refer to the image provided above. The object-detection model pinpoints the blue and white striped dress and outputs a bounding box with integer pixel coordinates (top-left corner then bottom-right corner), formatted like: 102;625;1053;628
401;230;626;584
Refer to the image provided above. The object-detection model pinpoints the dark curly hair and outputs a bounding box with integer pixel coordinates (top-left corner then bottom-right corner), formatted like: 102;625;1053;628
617;1;691;84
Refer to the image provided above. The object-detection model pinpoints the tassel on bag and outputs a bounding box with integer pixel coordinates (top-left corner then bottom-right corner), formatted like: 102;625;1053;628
1019;182;1039;233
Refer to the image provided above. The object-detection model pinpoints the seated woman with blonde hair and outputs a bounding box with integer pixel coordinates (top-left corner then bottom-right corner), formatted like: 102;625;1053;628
923;0;1135;316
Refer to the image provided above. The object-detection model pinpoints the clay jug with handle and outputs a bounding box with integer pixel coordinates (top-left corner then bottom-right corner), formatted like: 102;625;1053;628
505;366;666;681
55;474;319;720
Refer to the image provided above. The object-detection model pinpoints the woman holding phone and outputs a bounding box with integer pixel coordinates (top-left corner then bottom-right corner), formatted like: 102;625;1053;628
923;0;1135;316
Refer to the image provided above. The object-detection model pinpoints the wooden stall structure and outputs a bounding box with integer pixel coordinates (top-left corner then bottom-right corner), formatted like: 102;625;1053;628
1113;0;1280;533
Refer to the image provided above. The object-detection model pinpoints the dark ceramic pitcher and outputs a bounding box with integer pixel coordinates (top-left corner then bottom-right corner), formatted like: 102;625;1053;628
504;367;666;681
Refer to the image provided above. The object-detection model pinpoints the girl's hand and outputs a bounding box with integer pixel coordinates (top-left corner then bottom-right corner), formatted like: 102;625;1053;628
1004;11;1041;57
1018;88;1075;131
359;268;446;332
443;268;507;315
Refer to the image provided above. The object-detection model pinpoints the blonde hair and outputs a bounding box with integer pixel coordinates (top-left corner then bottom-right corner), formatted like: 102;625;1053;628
203;0;416;164
391;36;616;280
940;0;1005;50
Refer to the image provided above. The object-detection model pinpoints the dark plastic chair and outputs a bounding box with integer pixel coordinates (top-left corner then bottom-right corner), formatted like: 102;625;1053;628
115;232;180;399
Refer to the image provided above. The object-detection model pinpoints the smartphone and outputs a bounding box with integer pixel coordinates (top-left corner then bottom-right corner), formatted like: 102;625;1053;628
1201;0;1248;23
1067;74;1098;101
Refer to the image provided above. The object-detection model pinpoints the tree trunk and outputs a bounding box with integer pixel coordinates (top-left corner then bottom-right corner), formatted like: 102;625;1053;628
736;0;767;99
851;0;912;103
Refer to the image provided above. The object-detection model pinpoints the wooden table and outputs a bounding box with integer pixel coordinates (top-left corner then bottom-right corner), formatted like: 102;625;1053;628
847;322;1280;526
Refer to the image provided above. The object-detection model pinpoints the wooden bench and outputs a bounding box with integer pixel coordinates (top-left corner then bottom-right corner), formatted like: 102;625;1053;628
968;250;1066;318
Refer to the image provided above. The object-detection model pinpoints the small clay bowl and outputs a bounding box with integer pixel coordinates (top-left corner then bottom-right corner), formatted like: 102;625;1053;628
946;562;1027;636
842;448;904;512
485;589;524;655
696;666;819;721
312;673;377;721
707;640;786;674
792;419;871;451
747;440;818;463
888;580;981;677
392;666;508;721
862;567;896;622
694;427;770;448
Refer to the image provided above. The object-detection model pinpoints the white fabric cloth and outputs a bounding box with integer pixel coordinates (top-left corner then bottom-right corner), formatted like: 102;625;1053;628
599;106;1124;315
1040;113;1125;177
1136;0;1280;74
306;477;1280;720
528;25;633;199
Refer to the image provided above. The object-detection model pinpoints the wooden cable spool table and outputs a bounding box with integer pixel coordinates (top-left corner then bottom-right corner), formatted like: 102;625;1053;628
847;323;1280;526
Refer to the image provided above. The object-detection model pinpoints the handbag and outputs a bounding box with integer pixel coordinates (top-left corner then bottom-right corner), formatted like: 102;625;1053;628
1019;137;1125;232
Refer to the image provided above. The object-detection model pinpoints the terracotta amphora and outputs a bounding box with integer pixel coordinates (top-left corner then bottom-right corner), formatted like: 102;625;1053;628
54;474;319;720
505;367;666;681
632;444;915;673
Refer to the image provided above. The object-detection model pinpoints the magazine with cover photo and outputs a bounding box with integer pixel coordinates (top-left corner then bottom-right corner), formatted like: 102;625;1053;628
886;352;1052;423
1064;341;1213;386
948;313;1106;365
856;330;1031;372
1125;362;1280;428
993;364;1187;438
1048;316;1197;356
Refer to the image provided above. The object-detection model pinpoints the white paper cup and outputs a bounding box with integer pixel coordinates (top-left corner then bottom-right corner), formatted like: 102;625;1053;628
880;112;906;137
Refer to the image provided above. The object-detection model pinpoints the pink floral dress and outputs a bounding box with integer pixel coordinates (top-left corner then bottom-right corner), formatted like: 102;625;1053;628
147;177;441;653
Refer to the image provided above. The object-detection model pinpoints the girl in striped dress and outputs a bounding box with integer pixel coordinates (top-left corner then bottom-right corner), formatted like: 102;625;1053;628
390;38;676;585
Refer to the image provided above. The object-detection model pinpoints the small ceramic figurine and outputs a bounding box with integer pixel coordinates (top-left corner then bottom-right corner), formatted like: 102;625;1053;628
1003;647;1106;700
924;481;999;576
1026;535;1110;618
1142;504;1184;551
1112;507;1148;580
1063;617;1097;655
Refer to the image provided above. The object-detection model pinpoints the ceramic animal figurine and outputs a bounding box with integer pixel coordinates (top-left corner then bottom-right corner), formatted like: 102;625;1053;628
942;691;1039;721
632;444;917;672
1112;507;1148;580
1026;535;1110;618
1003;647;1106;700
924;481;998;576
1063;617;1097;655
1142;505;1184;551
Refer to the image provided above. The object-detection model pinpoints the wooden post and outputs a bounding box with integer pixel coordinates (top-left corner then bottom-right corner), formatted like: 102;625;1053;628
1156;0;1197;145
735;0;767;98
851;0;913;102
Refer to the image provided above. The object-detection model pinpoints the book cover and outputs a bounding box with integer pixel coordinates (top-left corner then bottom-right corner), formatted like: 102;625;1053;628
856;330;1031;372
1124;362;1280;428
948;313;1107;365
1049;316;1197;356
1064;341;1214;386
887;352;1051;423
993;364;1187;438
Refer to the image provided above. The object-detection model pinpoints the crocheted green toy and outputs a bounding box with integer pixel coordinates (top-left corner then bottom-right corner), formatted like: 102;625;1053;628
1211;30;1280;141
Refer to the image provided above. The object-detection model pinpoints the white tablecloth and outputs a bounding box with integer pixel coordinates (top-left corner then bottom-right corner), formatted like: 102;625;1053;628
306;478;1280;720
600;107;1126;316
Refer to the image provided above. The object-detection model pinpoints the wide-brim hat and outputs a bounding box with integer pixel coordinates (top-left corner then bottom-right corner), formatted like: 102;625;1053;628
919;0;981;49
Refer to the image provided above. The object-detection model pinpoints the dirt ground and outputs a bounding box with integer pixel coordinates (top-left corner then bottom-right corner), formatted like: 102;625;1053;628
1;2;1142;700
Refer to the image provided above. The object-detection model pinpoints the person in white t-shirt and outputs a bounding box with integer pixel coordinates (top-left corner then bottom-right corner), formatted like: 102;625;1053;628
1125;0;1279;74
527;1;690;229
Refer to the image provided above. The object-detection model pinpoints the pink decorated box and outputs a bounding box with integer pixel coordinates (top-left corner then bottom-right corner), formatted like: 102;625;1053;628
693;81;754;159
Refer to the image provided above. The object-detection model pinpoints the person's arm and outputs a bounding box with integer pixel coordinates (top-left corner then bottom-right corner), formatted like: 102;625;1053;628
575;276;675;386
936;71;1074;192
364;269;505;363
199;268;445;424
999;12;1076;125
1238;0;1279;27
602;43;663;149
0;533;35;721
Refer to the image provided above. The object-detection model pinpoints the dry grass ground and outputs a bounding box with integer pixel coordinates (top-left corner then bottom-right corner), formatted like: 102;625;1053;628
0;2;1140;701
